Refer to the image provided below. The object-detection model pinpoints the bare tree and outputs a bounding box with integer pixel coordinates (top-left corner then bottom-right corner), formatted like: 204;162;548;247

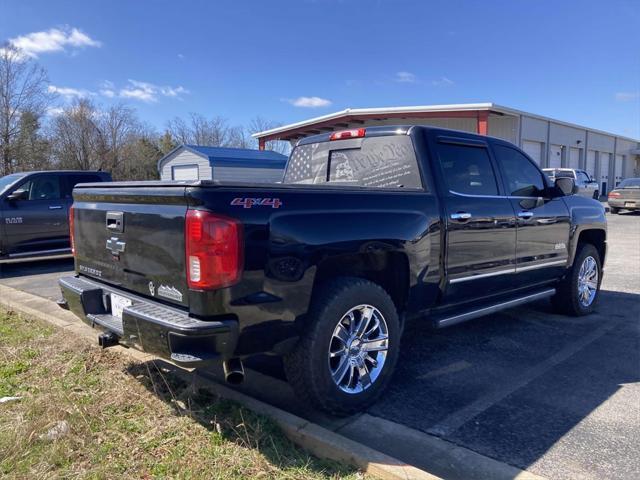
99;103;141;174
248;116;290;155
0;43;51;174
166;113;232;147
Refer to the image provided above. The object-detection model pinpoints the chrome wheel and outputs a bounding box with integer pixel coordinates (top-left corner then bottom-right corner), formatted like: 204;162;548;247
328;304;389;394
578;255;598;307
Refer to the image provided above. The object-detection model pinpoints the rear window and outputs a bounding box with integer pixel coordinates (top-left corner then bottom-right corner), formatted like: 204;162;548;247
544;169;574;178
619;178;640;188
284;136;422;190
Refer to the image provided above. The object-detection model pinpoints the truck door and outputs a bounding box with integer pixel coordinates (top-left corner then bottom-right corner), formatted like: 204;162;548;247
433;136;518;304
491;144;571;285
2;174;69;254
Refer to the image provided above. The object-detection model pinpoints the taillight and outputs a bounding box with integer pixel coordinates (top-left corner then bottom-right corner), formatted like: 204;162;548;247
185;210;242;290
69;205;76;256
330;128;366;141
608;191;620;198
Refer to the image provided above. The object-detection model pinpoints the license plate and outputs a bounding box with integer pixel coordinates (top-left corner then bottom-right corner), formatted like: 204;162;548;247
625;202;636;207
110;293;132;320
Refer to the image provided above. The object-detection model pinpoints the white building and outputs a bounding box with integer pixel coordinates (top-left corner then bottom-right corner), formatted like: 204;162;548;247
253;103;640;195
158;144;287;182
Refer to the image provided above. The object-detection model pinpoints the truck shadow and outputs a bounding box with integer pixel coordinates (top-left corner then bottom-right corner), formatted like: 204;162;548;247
376;289;639;474
123;358;358;477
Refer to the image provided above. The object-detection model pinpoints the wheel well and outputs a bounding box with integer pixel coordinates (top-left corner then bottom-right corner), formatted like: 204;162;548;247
577;229;606;264
313;252;410;312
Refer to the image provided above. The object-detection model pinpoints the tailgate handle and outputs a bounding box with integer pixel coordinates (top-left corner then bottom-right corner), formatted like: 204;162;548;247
106;211;124;233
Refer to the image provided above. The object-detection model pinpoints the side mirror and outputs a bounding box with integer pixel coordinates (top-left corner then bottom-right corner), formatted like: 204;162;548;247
555;177;578;196
6;190;28;202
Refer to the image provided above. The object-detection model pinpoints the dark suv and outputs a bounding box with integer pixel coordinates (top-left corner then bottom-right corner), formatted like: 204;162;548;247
0;170;111;262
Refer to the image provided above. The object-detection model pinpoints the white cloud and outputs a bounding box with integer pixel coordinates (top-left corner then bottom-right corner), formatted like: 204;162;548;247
177;53;185;60
118;79;189;102
48;85;93;99
395;71;417;83
431;77;455;87
287;96;332;108
432;76;454;87
615;91;639;102
8;27;101;57
46;107;64;117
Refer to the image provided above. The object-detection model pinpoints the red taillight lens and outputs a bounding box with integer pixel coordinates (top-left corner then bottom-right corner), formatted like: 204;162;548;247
330;128;366;141
69;205;76;256
608;191;620;198
185;210;242;290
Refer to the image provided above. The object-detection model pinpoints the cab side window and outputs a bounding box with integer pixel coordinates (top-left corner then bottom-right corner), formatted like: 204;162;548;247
13;176;61;201
62;175;102;199
436;142;499;196
493;145;546;197
576;171;590;184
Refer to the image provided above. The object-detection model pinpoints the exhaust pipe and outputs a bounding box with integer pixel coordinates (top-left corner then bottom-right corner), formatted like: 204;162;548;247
98;332;119;348
223;358;245;385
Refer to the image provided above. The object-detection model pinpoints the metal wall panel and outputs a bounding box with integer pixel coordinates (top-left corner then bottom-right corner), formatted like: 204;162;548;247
522;140;543;165
160;150;212;180
586;150;596;178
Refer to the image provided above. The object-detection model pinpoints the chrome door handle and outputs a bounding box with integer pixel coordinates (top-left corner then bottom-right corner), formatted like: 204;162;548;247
451;212;472;221
518;211;534;219
49;205;63;210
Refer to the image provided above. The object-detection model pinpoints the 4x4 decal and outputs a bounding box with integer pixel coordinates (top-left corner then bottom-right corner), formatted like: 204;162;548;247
231;198;282;209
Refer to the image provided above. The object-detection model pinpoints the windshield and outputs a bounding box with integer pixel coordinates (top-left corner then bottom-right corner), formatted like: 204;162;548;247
0;173;27;196
619;178;640;188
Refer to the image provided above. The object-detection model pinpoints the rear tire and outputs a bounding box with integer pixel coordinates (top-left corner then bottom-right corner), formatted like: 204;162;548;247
283;277;400;416
609;206;620;214
593;190;599;200
551;243;602;316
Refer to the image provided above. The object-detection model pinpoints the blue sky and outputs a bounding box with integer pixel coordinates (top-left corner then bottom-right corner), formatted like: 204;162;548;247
1;0;638;138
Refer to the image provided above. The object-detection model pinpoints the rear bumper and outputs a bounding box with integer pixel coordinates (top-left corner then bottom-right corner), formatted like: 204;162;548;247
608;198;639;209
59;275;238;367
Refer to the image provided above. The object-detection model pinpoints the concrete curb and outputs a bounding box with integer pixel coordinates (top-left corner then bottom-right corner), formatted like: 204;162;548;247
0;283;439;480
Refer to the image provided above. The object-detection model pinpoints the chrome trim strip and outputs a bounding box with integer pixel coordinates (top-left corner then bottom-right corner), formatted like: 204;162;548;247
449;190;544;200
449;267;516;284
6;248;71;258
515;259;567;272
436;289;556;328
449;259;567;283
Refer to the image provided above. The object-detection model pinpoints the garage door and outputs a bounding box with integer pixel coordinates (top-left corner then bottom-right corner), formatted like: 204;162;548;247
599;152;610;194
549;145;562;168
614;154;624;186
586;150;596;178
522;141;543;165
172;164;199;181
568;148;580;169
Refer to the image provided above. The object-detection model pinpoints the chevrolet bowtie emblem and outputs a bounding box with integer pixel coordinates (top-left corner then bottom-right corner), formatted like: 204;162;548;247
106;237;126;256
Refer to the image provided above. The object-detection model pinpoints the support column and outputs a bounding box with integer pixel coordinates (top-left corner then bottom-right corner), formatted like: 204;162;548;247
477;111;489;136
258;138;266;151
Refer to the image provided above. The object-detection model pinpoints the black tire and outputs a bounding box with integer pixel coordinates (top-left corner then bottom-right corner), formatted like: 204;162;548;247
283;277;400;416
593;190;599;200
551;243;602;316
610;206;620;214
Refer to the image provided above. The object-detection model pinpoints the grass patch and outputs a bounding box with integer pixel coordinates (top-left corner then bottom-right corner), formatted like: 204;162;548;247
0;308;362;479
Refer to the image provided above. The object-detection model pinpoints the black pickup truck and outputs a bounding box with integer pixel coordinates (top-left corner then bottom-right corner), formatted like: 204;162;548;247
59;126;606;415
0;170;111;262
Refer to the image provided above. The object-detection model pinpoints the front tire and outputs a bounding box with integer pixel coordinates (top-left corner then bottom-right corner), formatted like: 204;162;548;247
551;243;602;316
283;277;400;416
593;190;599;200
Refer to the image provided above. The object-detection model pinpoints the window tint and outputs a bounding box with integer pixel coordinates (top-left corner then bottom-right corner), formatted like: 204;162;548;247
13;176;61;201
436;142;498;196
62;174;103;198
284;136;422;189
494;145;546;197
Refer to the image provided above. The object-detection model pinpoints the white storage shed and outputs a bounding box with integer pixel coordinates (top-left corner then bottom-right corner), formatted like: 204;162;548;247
158;145;287;183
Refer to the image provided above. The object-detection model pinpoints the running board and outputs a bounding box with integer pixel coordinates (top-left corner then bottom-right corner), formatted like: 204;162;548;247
434;288;556;329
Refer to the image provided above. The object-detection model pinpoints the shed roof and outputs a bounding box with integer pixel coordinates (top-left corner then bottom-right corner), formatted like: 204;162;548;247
158;144;287;171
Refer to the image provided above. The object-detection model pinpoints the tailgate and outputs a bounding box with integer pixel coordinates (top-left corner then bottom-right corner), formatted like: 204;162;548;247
72;185;189;308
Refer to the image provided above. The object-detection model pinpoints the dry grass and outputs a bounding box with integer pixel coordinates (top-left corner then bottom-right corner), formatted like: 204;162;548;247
0;308;362;479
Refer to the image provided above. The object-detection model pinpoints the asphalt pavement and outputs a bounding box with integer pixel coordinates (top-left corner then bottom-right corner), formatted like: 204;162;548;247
1;211;638;480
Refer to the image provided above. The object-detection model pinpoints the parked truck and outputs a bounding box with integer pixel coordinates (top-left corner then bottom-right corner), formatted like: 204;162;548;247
58;126;606;415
